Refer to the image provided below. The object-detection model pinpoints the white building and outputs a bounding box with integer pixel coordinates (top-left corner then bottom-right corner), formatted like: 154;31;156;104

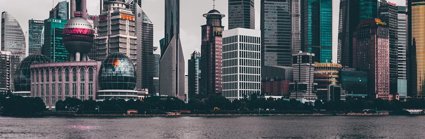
222;28;261;101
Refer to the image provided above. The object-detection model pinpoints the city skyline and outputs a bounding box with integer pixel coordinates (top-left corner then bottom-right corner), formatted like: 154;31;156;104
0;0;407;70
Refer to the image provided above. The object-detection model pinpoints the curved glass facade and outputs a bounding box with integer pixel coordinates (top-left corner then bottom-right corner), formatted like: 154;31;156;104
14;55;51;91
1;11;26;59
99;53;136;90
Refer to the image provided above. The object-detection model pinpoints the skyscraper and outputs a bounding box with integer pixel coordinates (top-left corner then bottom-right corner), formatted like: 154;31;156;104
353;19;390;100
94;0;137;63
1;11;26;59
42;18;68;62
222;28;261;101
160;0;185;99
338;0;378;67
188;51;201;100
290;52;316;101
132;0;144;90
28;19;44;55
142;11;155;93
301;0;333;63
379;0;398;96
228;0;255;29
408;0;425;97
397;6;407;98
261;0;292;66
49;1;69;20
0;51;19;93
201;9;225;95
292;0;302;54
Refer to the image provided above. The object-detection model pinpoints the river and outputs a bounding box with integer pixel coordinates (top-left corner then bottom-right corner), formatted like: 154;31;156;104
0;116;423;138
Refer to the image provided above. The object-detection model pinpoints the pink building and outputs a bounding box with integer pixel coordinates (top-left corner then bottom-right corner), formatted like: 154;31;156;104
31;61;101;108
353;18;391;100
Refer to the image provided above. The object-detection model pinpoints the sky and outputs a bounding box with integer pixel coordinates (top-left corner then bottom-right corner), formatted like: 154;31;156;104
0;0;406;67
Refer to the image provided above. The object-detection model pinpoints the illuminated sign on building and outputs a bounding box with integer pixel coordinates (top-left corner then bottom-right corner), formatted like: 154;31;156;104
120;13;135;21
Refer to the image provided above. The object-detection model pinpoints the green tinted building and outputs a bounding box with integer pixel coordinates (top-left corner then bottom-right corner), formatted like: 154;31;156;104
42;18;68;62
359;0;378;20
301;0;332;63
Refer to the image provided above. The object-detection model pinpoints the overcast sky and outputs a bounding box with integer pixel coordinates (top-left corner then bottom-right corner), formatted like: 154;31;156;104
0;0;405;66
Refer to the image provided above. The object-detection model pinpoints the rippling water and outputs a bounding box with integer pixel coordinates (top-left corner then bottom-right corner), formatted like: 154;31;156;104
0;116;424;138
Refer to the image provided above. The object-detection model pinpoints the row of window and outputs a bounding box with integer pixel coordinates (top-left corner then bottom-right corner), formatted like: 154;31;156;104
32;68;95;82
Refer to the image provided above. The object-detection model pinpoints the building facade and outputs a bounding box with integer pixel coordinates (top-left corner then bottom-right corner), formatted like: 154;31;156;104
353;19;390;100
188;51;201;100
0;51;20;93
314;63;342;101
262;66;292;97
290;52;316;102
228;0;255;29
222;28;261;101
94;0;137;63
397;6;408;98
42;18;68;62
408;0;425;97
142;11;155;93
301;0;333;63
160;0;185;99
1;12;26;59
49;1;69;20
14;55;50;97
201;9;225;95
379;0;398;96
31;61;101;108
28;20;44;55
261;0;292;66
292;0;302;54
339;68;368;99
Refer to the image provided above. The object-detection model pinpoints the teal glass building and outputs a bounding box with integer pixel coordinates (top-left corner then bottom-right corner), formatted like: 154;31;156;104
301;0;332;63
42;19;68;62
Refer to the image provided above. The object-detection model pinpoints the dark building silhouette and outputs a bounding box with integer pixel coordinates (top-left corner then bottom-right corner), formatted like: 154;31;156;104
228;0;255;29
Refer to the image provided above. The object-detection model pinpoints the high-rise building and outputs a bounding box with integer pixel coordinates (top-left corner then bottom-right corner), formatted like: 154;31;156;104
132;0;144;90
1;12;26;59
142;11;155;93
153;51;160;94
28;20;44;55
228;0;255;29
301;0;332;63
353;19;390;100
338;0;378;67
201;9;225;95
94;0;137;63
397;6;408;98
379;0;398;96
408;0;425;98
0;51;19;93
222;28;261;101
188;51;201;100
42;18;68;62
292;0;302;54
49;1;69;20
261;0;292;66
160;0;185;99
289;52;316;102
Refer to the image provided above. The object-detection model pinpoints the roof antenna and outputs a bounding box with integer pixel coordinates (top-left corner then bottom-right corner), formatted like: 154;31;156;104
213;0;216;9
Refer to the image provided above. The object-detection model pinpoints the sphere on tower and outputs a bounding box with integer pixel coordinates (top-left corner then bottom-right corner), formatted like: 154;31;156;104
62;17;94;54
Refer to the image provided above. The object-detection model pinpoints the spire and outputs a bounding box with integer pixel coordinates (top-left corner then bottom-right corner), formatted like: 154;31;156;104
213;0;216;9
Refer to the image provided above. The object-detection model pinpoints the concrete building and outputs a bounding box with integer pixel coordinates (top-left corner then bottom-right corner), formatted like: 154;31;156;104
188;51;201;100
222;28;261;101
397;6;408;98
1;12;26;59
290;52;316;102
353;18;390;100
28;20;44;55
13;55;50;97
160;0;185;100
261;0;292;66
201;9;225;95
94;0;137;63
0;51;20;93
261;66;292;97
228;0;255;29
